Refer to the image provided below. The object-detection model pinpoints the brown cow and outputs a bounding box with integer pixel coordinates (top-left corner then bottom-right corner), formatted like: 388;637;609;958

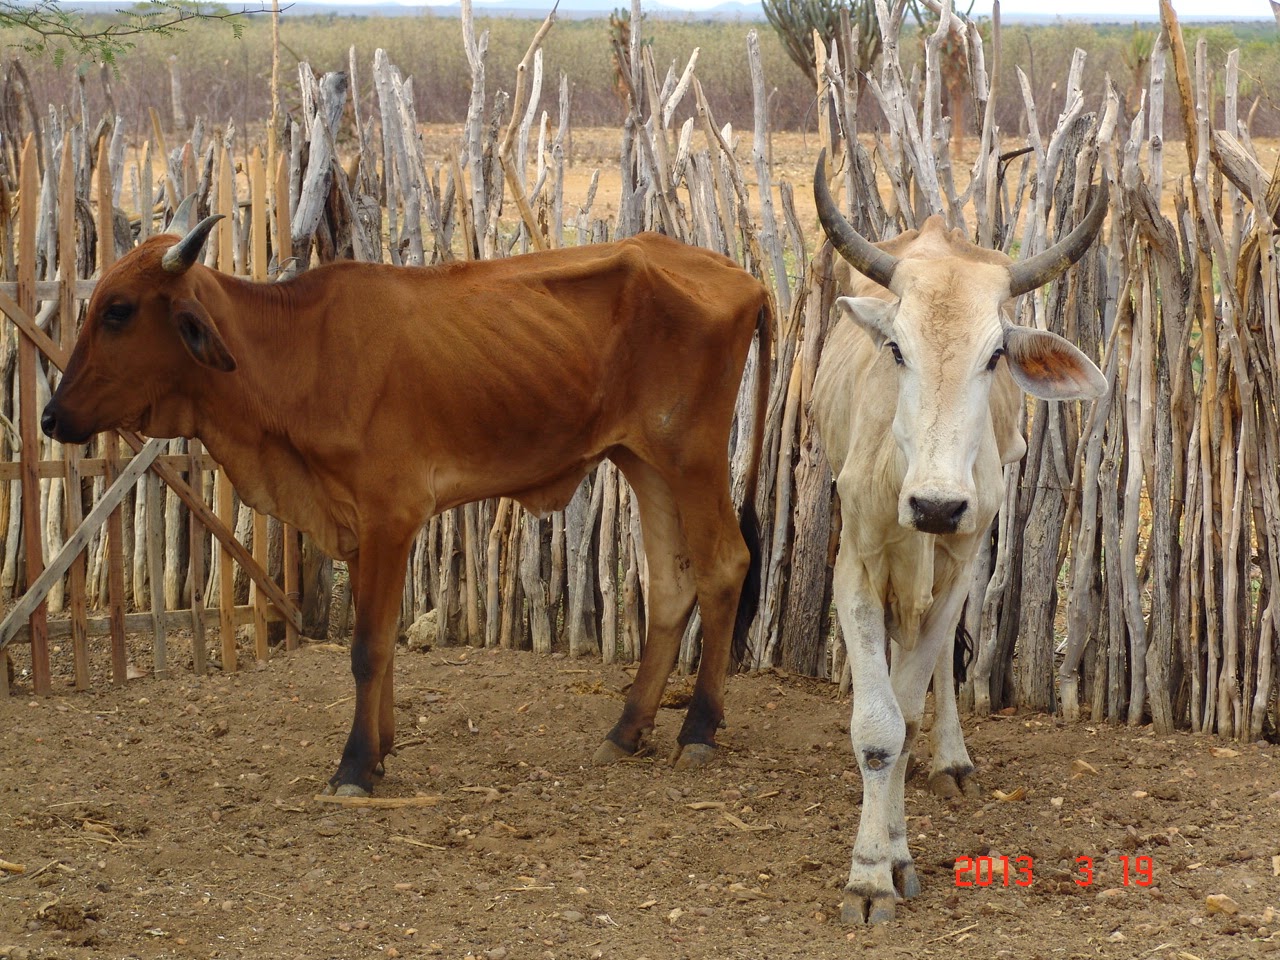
43;209;771;796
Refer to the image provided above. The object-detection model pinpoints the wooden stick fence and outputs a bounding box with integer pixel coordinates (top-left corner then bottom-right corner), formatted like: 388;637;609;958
0;0;1276;743
0;130;304;691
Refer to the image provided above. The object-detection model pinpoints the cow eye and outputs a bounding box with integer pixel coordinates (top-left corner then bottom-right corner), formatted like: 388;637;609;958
986;347;1005;372
101;303;134;329
886;341;904;366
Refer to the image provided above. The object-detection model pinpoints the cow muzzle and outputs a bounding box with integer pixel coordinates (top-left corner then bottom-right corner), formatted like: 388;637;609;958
904;493;971;535
40;399;93;445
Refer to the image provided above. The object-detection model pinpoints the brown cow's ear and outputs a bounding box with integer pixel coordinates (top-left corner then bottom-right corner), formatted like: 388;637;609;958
171;297;237;372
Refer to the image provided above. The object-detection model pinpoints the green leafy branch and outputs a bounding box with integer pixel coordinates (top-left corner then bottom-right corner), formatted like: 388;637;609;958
1;1;276;70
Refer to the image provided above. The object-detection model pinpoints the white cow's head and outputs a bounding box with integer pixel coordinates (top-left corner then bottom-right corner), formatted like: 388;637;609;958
815;153;1108;535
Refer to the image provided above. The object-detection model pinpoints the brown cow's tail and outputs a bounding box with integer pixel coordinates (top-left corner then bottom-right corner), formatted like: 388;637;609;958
733;299;773;670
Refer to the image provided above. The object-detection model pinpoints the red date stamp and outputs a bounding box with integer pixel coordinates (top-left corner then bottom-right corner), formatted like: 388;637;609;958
954;855;1155;888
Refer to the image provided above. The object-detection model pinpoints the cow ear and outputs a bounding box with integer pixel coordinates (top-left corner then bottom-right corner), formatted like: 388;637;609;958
171;297;237;372
1003;324;1106;400
835;296;896;347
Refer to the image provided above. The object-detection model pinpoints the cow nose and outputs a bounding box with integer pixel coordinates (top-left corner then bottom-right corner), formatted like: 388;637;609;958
40;403;57;439
908;495;968;535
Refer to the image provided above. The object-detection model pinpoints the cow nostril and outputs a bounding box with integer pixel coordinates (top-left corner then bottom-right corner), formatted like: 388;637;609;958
40;405;57;438
908;496;969;534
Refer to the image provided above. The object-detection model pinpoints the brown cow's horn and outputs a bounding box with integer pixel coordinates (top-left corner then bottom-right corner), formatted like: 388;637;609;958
167;194;197;235
161;214;224;274
813;148;899;291
1007;178;1110;297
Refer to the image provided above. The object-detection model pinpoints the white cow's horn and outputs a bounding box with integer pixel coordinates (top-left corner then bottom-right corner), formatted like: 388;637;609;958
813;149;900;291
162;214;224;274
1006;178;1109;297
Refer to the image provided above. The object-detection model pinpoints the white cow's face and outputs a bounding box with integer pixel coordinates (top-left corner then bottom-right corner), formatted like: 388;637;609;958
837;259;1105;536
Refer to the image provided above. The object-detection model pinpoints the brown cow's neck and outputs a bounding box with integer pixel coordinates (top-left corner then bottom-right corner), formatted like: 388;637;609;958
185;269;355;557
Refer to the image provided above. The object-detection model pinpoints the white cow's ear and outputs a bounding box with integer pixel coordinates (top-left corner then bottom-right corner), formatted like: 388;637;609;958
1003;324;1107;400
835;296;896;347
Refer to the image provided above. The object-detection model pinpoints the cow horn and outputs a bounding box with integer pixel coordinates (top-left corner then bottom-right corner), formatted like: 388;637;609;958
1006;177;1110;297
167;194;198;235
161;214;224;274
813;149;899;291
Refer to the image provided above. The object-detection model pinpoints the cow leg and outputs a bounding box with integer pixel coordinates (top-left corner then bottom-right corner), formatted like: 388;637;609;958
845;583;974;923
377;648;396;777
876;629;953;906
342;559;392;779
835;537;907;924
842;634;948;924
325;534;413;797
837;525;974;924
928;638;981;799
667;467;750;770
595;457;698;764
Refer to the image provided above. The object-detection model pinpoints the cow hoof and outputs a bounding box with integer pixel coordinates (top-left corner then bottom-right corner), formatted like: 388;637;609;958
893;861;921;899
670;742;715;770
841;891;896;925
928;767;982;799
320;781;372;798
927;771;962;798
592;740;634;765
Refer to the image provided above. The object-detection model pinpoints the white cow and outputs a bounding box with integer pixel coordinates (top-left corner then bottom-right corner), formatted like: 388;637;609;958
811;152;1108;924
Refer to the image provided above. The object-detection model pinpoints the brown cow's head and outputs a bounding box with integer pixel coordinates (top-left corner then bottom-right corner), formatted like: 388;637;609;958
42;212;233;445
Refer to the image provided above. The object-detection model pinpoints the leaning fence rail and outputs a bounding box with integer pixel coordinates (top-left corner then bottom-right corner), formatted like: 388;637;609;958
0;132;304;695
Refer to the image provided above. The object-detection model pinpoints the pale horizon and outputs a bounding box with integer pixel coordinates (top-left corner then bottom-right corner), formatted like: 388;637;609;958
65;0;1279;17
402;0;1269;16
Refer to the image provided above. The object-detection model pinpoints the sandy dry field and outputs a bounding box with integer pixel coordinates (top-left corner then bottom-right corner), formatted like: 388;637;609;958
1;638;1278;960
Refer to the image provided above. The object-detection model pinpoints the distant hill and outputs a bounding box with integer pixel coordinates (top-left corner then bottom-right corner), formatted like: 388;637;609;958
59;1;1275;24
264;1;770;20
267;2;1274;24
56;0;765;21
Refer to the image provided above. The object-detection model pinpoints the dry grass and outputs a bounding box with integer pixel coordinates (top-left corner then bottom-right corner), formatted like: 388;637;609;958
425;123;1280;237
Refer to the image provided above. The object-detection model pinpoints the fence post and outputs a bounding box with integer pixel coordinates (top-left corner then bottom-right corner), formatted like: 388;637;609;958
274;153;301;652
55;130;90;691
17;135;50;695
216;143;237;671
189;439;207;674
249;146;270;661
94;135;130;686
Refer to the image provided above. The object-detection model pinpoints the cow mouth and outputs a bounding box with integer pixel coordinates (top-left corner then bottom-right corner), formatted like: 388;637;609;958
42;404;146;446
54;424;95;445
912;515;963;536
55;416;104;445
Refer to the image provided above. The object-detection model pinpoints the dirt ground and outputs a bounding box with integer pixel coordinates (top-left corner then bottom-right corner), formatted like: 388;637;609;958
1;636;1278;960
